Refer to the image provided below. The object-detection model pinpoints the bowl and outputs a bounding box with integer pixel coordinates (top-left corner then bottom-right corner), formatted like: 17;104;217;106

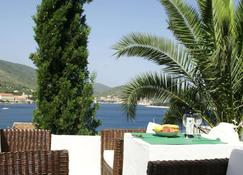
153;129;179;137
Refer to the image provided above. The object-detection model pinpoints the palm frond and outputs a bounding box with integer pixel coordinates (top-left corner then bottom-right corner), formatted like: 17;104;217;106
112;0;243;125
231;55;243;94
113;33;195;81
197;0;215;51
212;0;235;47
160;0;202;51
121;72;191;120
235;0;243;57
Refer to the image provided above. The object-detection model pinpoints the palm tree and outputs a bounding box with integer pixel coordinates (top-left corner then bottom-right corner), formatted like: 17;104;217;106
113;0;243;126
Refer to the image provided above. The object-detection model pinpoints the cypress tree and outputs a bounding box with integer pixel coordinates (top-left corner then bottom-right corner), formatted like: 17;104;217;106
30;0;100;135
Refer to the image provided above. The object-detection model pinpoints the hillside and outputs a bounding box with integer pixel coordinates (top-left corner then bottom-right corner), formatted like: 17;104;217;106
0;59;123;96
0;60;36;93
95;85;124;97
93;83;111;94
93;83;124;97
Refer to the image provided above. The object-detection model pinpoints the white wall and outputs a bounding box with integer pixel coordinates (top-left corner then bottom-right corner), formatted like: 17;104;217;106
51;135;101;175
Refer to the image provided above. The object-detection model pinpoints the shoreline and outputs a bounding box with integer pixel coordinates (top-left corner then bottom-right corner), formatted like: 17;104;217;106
0;101;35;104
98;102;170;109
0;102;170;109
144;105;170;109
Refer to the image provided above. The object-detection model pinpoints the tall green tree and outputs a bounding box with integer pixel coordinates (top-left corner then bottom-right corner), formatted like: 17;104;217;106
30;0;100;135
113;0;243;126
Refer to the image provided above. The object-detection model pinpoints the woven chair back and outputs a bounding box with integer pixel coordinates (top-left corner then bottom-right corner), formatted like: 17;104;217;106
0;150;68;175
0;129;51;152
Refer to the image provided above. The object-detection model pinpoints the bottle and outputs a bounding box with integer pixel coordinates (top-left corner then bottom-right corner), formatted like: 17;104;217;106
183;110;195;138
186;117;194;138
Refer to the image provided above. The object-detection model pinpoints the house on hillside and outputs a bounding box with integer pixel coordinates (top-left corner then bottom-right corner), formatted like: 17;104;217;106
0;92;32;103
12;122;35;129
14;93;29;103
0;93;15;102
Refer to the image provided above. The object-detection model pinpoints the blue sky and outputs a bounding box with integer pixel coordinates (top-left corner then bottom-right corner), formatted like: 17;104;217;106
0;0;173;87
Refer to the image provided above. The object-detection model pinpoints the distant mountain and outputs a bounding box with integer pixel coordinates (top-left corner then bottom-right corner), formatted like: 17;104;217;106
96;85;124;97
0;60;36;93
0;59;124;96
93;83;124;97
93;83;111;94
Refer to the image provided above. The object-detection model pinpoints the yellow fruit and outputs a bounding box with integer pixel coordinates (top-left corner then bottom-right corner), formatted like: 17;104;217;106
153;126;163;132
153;124;179;133
161;124;179;129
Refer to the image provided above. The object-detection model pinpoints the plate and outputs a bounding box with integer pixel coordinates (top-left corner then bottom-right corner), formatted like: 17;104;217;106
153;130;179;137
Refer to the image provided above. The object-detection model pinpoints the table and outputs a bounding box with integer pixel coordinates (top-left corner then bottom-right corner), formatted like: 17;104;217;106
122;133;243;175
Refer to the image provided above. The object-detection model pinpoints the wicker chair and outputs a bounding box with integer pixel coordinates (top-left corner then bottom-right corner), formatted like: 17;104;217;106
0;129;51;152
147;159;229;175
101;128;146;175
0;150;69;175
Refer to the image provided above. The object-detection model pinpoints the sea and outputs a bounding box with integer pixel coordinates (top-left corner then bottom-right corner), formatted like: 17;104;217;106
0;103;167;131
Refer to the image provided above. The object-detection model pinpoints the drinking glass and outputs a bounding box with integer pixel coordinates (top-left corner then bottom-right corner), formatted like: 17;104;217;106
193;113;202;137
182;113;190;138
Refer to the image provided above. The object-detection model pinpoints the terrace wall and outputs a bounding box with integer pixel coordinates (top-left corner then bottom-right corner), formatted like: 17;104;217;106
52;135;101;175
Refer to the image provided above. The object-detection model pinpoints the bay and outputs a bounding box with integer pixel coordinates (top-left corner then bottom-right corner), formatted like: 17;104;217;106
0;103;167;131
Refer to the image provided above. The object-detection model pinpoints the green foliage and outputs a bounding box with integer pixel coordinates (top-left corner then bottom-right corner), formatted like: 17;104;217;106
30;0;100;135
113;0;243;126
162;98;185;125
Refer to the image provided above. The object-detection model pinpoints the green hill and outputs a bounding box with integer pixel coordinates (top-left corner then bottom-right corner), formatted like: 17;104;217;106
0;59;124;96
93;83;111;94
99;85;124;97
94;85;124;97
0;60;36;93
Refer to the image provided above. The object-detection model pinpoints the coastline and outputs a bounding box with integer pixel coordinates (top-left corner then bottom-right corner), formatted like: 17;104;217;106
97;101;122;104
0;101;34;105
145;105;170;109
98;102;170;109
0;102;170;110
0;103;166;130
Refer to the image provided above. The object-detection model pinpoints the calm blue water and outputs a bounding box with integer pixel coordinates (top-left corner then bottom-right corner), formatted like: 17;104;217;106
0;103;167;131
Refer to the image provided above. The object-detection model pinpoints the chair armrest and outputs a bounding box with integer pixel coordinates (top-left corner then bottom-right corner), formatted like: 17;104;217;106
147;159;228;175
113;138;124;175
101;128;145;150
0;150;69;175
101;128;145;175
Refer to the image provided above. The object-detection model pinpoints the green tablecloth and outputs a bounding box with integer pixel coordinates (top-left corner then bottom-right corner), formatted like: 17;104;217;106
131;133;225;145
